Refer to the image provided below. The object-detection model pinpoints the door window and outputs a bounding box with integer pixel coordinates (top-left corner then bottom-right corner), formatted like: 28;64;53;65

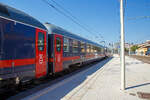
56;37;61;52
38;32;44;51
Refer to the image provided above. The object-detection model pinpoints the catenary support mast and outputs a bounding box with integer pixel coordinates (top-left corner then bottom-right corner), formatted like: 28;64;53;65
120;0;125;90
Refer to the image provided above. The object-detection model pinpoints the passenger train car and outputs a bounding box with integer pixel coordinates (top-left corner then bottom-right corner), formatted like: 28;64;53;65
0;3;47;88
0;3;107;90
44;23;106;74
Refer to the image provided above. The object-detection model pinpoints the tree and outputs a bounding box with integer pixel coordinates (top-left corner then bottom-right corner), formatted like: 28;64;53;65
125;48;129;52
130;45;139;52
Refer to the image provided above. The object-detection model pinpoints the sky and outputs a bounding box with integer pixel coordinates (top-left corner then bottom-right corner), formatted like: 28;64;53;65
0;0;150;46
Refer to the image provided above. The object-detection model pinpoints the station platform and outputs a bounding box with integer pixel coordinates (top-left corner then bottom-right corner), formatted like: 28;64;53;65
21;55;150;100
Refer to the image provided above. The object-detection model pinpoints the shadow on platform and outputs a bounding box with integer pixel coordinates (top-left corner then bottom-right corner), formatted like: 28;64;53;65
126;82;150;90
9;57;113;100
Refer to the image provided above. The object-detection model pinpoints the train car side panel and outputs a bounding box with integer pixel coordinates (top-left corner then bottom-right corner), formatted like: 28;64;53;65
0;17;36;78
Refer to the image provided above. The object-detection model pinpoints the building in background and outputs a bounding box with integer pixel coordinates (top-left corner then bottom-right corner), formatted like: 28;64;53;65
136;40;150;56
113;40;150;56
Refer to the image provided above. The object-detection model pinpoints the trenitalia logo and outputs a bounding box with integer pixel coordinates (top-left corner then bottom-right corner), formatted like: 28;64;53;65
39;54;43;64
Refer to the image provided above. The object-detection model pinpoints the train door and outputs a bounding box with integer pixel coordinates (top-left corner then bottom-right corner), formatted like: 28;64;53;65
54;34;63;72
35;28;47;78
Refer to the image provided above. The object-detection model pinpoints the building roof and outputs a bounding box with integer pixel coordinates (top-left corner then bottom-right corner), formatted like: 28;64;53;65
0;3;46;30
138;42;150;48
44;23;104;48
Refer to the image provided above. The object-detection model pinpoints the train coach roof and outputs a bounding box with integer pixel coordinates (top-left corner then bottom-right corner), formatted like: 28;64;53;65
0;3;46;30
45;23;104;48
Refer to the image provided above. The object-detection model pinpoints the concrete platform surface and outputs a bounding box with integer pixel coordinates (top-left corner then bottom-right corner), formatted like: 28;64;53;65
23;55;150;100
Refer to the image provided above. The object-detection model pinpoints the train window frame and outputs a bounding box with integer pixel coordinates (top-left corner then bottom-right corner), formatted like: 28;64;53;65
72;40;78;53
38;32;45;51
56;37;61;52
63;37;69;52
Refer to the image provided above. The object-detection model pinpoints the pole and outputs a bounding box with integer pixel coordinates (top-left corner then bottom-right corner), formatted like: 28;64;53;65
129;44;131;55
120;0;125;90
112;42;113;54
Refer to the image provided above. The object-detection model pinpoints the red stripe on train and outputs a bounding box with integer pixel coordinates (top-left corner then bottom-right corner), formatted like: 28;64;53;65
63;56;80;61
0;58;35;68
48;54;105;63
48;56;81;62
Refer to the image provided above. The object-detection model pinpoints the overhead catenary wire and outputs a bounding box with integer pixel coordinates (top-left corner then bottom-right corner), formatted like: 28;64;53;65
132;34;150;44
125;0;150;44
126;0;150;20
42;0;93;36
50;0;104;39
51;0;81;24
128;16;150;20
41;0;103;41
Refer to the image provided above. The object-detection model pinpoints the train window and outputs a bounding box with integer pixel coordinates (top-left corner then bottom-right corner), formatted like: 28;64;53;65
91;45;94;53
89;45;92;53
86;44;90;53
72;40;78;53
0;4;10;16
94;46;97;53
63;37;69;52
38;32;44;51
97;47;101;53
81;42;85;53
101;48;104;53
56;37;61;52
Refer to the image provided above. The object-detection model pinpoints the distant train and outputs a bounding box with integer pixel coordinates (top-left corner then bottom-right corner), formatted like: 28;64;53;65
0;3;109;90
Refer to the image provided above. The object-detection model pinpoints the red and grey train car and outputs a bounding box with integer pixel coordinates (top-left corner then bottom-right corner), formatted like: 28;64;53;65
44;23;106;74
0;3;107;90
